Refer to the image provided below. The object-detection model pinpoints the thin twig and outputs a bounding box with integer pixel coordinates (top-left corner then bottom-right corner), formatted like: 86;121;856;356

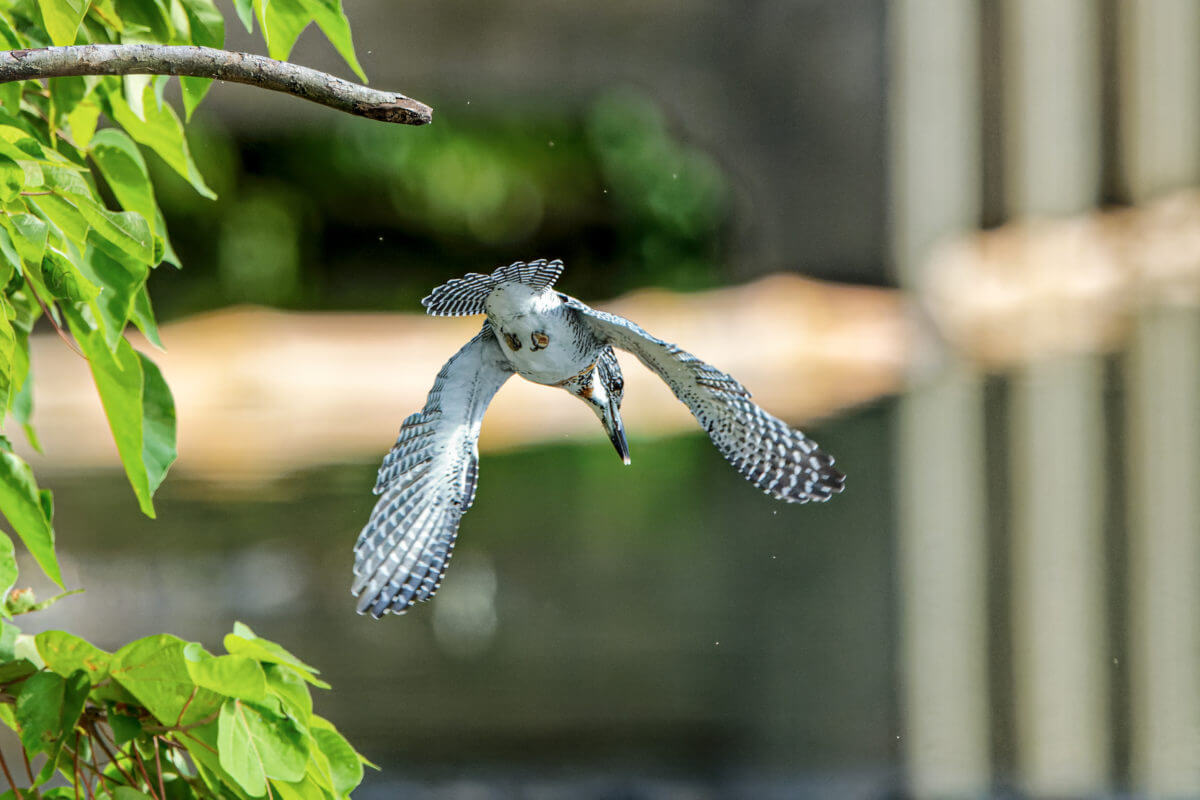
72;733;82;800
18;191;52;197
62;743;103;784
129;743;159;800
172;687;197;729
23;274;84;358
0;45;432;125
20;748;32;784
0;745;18;796
85;726;110;796
178;731;216;756
153;737;166;800
144;707;219;735
87;722;134;786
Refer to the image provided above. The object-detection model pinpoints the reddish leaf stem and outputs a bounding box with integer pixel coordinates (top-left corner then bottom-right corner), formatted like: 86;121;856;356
0;744;17;796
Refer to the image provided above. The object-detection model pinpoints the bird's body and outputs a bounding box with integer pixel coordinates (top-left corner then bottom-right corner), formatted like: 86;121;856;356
483;281;601;385
353;259;844;618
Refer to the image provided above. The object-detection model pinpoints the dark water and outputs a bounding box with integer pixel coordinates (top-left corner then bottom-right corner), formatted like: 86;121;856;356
26;404;893;797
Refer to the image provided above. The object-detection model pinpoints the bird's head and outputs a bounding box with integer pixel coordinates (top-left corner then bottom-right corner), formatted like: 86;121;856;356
564;366;630;465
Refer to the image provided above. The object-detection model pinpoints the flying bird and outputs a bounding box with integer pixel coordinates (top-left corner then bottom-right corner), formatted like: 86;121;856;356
353;259;845;617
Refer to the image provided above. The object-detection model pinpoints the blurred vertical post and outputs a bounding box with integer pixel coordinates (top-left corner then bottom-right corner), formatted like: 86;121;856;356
891;2;990;796
1122;1;1200;795
1004;1;1110;796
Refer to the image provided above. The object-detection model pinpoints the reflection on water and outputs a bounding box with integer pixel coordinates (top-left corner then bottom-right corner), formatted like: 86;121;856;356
24;410;890;796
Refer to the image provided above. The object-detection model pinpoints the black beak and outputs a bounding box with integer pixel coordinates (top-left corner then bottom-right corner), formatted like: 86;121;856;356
604;406;631;466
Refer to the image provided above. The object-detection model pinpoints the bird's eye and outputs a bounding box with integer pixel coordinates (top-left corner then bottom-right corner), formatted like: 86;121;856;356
504;332;522;350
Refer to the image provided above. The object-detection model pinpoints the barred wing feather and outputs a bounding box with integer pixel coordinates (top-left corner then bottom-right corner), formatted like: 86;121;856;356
353;324;513;617
570;301;845;503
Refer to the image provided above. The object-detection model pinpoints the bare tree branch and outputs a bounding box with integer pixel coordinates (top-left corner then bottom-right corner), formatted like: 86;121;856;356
0;44;432;125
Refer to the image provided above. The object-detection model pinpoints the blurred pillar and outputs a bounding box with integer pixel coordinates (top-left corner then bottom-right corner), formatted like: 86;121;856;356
891;2;991;797
1121;2;1200;796
1003;1;1110;796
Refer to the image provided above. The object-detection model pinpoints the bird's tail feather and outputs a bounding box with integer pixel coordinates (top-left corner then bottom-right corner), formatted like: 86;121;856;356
421;258;564;316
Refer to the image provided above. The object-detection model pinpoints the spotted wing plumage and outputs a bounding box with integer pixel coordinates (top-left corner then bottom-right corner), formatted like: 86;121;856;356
568;299;845;503
421;258;565;317
353;324;514;617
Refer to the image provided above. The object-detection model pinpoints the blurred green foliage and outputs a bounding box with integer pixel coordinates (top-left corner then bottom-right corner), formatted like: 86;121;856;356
0;0;373;797
149;88;732;319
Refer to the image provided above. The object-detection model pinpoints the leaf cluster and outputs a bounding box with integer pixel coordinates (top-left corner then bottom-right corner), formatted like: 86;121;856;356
0;0;362;605
0;2;375;798
0;618;369;800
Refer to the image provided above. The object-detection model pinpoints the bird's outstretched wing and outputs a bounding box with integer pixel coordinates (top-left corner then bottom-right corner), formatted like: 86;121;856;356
567;299;845;503
353;324;513;617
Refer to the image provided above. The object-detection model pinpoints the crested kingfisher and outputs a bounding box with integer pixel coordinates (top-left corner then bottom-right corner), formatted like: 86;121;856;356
353;259;845;617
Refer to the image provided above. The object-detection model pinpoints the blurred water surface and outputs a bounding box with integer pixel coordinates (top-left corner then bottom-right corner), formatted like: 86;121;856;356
26;409;891;797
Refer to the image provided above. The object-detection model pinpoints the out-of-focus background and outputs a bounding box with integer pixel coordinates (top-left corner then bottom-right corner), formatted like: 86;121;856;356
14;0;1200;797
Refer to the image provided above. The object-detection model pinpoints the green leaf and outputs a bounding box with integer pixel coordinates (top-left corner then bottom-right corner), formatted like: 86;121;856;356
69;318;160;516
184;720;248;798
296;0;365;82
224;623;328;688
78;239;147;349
130;285;162;348
0;155;23;202
34;630;111;684
255;0;307;63
0;533;15;614
0;228;18;289
7;213;48;266
15;668;85;768
310;719;361;797
72;196;155;264
88;128;157;232
154;206;178;266
41;248;100;303
0;298;15;399
39;0;90;46
179;0;223;117
54;669;89;759
49;76;88;122
110;788;154;800
110;634;221;725
231;0;254;31
43;165;91;197
115;0;173;42
264;663;310;721
105;85;215;199
138;352;175;494
0;658;36;685
123;74;153;121
67;97;101;148
0;619;18;660
0;12;22;49
87;0;124;33
16;670;65;753
106;703;142;745
275;774;330;800
30;193;90;245
0;450;60;586
218;699;309;796
185;649;268;703
70;301;176;508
